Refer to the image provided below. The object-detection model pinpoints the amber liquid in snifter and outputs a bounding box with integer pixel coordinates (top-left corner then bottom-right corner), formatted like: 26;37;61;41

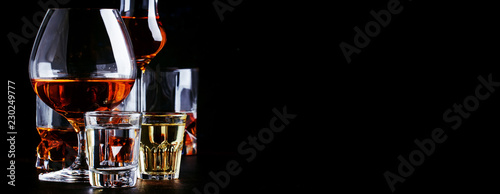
31;78;135;129
139;113;186;180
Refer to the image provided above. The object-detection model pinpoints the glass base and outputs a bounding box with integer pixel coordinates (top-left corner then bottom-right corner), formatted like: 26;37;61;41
139;173;178;180
89;169;137;188
38;168;89;183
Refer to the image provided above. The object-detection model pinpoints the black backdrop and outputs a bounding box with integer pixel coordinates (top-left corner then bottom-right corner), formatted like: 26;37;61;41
2;0;499;193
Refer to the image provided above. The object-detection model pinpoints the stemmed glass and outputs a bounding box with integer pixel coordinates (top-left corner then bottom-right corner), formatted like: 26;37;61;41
120;0;166;72
29;8;136;182
115;0;167;112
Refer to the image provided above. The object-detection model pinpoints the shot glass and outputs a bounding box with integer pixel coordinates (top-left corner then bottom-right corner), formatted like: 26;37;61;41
84;111;142;188
139;112;187;180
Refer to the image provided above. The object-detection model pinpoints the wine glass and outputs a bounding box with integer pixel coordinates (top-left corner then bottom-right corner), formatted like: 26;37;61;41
29;8;136;182
115;0;167;112
120;0;166;72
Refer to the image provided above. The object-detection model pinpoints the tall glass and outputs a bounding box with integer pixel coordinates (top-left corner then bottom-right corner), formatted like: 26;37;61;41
142;66;198;155
176;68;198;155
29;8;136;182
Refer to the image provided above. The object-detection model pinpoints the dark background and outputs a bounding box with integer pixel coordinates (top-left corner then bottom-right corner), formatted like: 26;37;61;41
2;0;499;193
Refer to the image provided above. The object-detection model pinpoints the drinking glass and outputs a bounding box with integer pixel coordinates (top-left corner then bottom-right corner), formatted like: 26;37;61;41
29;8;136;182
120;0;166;71
36;96;77;174
176;68;198;155
142;66;198;155
85;111;142;188
139;112;187;180
115;0;167;112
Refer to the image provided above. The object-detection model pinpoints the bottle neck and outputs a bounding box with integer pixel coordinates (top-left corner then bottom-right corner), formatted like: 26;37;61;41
120;0;159;18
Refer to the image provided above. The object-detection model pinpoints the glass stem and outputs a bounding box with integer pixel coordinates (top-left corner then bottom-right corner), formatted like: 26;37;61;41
138;67;144;112
70;124;88;171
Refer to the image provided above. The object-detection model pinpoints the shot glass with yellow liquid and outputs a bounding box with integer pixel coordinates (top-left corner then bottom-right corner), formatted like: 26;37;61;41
139;112;187;180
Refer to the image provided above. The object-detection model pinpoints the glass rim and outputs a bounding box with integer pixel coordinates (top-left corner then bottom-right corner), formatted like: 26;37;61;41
85;111;141;117
142;112;187;117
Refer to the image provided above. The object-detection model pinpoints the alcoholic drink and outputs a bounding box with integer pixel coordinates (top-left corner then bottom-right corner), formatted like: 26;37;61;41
36;127;77;172
85;111;142;188
122;16;166;71
31;78;135;131
184;112;197;155
86;124;141;187
139;113;186;180
86;125;140;168
30;8;137;182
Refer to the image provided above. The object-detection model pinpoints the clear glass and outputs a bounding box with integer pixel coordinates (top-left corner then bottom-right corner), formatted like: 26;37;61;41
120;0;166;70
176;68;198;155
36;96;77;174
29;8;136;182
85;111;142;188
142;67;198;155
139;112;186;180
115;0;167;112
